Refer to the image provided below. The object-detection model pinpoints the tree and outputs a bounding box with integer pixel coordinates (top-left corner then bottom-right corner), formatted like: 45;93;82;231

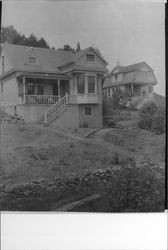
76;42;81;52
1;26;50;48
1;26;20;44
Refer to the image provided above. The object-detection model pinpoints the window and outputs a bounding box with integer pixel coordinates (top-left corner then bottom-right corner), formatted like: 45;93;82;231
88;76;96;93
148;86;153;93
84;106;92;116
27;83;35;95
77;76;85;94
29;57;36;64
36;83;44;95
87;54;95;62
1;82;3;94
108;89;110;96
115;74;118;80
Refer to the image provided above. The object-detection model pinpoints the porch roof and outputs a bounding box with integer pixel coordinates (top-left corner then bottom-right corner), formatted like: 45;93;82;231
16;71;71;80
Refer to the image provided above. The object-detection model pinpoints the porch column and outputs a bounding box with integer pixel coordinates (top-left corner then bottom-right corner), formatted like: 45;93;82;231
85;75;88;94
131;83;133;95
96;75;98;94
23;76;26;104
58;79;60;100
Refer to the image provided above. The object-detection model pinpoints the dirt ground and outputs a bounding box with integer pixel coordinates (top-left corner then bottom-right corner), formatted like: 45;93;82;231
0;114;165;187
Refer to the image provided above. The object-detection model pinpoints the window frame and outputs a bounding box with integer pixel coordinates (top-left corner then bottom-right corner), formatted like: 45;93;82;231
35;83;44;95
26;82;35;95
77;75;85;94
88;75;96;94
86;54;95;62
84;106;93;117
28;56;37;64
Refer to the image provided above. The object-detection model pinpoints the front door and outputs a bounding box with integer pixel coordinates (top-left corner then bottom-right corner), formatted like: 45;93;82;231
53;80;58;95
60;80;70;98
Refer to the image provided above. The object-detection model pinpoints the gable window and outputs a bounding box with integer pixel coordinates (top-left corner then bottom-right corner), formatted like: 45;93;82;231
84;106;92;116
88;76;96;93
77;75;85;94
29;57;36;64
87;54;95;62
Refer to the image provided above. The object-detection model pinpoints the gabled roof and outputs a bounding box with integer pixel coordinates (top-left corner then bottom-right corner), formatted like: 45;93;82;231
110;62;153;75
59;46;108;68
1;43;74;74
103;62;157;88
1;44;108;76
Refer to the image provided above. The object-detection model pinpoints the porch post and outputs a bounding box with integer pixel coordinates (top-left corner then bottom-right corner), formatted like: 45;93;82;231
58;79;60;100
23;76;26;104
85;74;88;94
131;83;133;95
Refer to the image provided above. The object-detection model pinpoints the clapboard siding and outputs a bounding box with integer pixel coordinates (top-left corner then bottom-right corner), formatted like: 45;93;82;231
2;77;19;107
0;50;13;74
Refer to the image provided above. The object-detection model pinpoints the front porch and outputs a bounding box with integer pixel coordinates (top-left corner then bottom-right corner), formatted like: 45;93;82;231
18;76;70;104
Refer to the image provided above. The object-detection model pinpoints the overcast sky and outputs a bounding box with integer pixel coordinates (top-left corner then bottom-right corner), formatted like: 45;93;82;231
2;0;165;95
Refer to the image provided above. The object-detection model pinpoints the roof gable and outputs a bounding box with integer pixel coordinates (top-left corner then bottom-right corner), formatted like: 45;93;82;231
59;47;108;68
23;47;40;65
110;62;153;76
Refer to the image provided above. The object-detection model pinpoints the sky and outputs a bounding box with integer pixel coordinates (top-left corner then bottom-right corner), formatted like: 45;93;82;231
2;0;165;95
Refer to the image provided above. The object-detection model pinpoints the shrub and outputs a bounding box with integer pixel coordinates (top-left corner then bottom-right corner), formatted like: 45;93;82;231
152;107;166;134
138;102;165;134
138;102;158;130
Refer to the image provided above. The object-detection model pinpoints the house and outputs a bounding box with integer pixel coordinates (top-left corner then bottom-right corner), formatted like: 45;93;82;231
0;43;108;128
103;62;157;104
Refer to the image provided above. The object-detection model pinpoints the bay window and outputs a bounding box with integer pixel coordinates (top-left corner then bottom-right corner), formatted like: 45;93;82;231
77;76;85;94
88;76;96;93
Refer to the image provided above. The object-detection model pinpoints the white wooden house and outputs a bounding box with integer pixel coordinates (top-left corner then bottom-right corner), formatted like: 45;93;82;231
103;62;157;105
0;43;108;128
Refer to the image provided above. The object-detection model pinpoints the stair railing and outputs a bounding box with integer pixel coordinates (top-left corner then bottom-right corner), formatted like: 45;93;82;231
44;93;69;124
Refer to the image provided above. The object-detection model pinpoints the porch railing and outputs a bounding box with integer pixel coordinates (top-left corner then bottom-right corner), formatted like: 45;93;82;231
25;95;59;104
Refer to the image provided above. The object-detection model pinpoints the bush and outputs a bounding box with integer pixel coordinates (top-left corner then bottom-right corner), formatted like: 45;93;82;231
138;102;158;130
152;107;166;134
138;102;165;134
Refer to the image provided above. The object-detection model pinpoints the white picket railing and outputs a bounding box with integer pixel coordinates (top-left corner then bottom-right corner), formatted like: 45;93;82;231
25;95;59;104
44;94;69;124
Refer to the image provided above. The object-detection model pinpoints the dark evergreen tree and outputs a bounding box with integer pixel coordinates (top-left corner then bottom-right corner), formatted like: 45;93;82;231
76;42;81;52
1;26;50;48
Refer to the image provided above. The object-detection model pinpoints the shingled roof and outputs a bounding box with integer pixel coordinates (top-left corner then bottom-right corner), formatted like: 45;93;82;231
103;62;157;88
1;43;73;74
1;43;108;75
